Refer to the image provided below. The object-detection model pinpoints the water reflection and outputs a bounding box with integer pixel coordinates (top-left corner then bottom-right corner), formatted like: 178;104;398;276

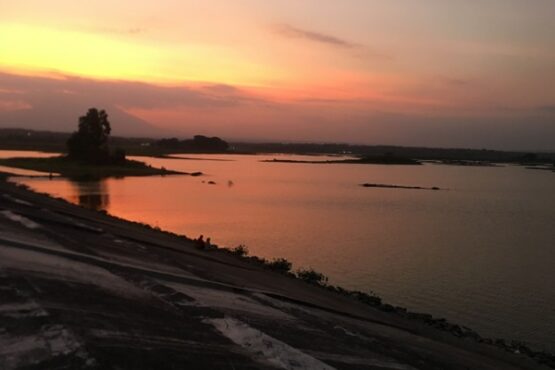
69;180;109;211
11;153;555;351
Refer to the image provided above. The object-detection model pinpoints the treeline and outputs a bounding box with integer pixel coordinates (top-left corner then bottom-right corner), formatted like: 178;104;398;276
0;129;69;152
0;128;553;163
156;135;229;152
0;129;230;155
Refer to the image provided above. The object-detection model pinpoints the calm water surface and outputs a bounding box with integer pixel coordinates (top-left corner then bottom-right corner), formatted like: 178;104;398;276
4;151;555;351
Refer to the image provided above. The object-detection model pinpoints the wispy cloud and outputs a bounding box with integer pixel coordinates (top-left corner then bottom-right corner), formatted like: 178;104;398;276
0;71;261;136
272;24;359;49
0;99;31;112
271;23;390;60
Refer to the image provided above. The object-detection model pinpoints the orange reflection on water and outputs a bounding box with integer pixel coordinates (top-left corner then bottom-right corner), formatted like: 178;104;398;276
12;153;555;352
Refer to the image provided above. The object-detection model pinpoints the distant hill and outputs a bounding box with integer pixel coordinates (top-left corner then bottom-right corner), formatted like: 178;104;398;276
0;106;169;138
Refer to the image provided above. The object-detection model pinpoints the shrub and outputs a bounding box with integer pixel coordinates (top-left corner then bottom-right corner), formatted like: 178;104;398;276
296;268;329;285
230;244;249;257
266;258;292;273
348;290;382;306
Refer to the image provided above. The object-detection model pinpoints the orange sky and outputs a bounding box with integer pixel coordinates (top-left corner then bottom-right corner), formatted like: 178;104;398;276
0;1;554;149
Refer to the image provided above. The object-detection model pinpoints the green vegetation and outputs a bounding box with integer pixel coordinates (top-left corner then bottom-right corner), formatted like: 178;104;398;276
0;156;183;180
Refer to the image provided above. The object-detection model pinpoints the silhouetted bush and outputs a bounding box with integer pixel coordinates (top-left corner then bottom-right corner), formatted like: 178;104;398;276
266;258;292;273
296;268;329;285
348;290;382;306
230;244;249;256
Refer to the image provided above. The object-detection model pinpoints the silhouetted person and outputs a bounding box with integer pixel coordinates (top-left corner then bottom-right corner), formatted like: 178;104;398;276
196;235;205;249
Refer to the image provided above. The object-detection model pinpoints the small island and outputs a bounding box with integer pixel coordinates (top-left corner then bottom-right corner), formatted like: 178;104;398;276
261;154;421;165
0;108;191;180
361;183;442;190
0;156;185;179
433;159;500;167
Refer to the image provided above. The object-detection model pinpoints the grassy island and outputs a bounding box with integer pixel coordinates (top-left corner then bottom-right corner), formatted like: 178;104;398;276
0;156;187;180
0;108;194;180
262;155;421;165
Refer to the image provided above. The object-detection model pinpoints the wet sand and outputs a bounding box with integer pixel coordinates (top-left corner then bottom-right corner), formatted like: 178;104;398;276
0;179;550;369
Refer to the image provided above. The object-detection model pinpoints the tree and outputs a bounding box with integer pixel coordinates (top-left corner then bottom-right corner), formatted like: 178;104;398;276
156;135;229;152
67;108;112;163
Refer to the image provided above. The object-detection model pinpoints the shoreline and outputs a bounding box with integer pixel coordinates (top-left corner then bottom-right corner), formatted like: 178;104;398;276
0;175;553;369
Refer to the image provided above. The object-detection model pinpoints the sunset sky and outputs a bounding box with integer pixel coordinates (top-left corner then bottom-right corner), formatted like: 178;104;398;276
1;0;554;149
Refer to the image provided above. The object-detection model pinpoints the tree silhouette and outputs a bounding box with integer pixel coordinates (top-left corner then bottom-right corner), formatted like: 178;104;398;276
67;108;113;163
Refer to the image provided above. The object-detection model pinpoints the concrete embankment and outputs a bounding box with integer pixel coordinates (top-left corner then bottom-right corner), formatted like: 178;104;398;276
0;179;550;370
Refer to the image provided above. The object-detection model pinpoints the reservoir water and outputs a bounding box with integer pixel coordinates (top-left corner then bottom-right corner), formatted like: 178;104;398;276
3;151;554;351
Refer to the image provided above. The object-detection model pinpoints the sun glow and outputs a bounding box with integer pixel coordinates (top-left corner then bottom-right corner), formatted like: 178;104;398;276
0;23;275;86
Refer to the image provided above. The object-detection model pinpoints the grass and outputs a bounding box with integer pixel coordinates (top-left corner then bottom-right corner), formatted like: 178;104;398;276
0;156;185;180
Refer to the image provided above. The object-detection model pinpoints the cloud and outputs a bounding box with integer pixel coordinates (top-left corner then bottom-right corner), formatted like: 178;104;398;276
0;71;260;136
0;100;31;112
272;23;390;60
0;72;254;109
272;24;360;49
0;71;553;150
